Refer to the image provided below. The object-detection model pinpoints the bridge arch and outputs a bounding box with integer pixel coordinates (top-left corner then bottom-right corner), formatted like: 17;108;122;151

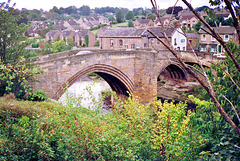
158;62;188;81
52;64;134;100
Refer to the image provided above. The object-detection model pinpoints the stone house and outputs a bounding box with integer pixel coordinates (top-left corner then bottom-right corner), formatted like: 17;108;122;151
45;30;61;42
97;27;108;39
134;19;154;28
180;13;198;30
99;27;187;51
198;26;237;54
54;24;65;31
75;30;96;47
186;33;199;50
60;30;77;44
155;15;175;26
144;27;187;51
28;27;39;37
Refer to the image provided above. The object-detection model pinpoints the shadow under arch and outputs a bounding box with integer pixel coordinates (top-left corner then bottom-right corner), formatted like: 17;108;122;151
158;63;188;81
52;64;134;100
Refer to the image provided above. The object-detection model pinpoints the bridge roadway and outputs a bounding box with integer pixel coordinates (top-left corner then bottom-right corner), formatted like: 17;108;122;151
33;49;221;103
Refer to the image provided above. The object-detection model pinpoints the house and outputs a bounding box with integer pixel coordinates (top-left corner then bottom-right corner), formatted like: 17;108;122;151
99;27;145;50
155;15;175;26
180;13;198;30
45;30;61;42
97;27;108;39
76;30;96;47
55;24;65;31
60;30;77;43
198;26;237;54
186;33;198;50
99;27;187;51
143;27;187;51
134;19;154;28
28;27;39;37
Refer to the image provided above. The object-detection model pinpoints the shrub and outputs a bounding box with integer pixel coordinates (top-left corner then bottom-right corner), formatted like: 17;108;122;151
28;90;48;102
0;59;42;100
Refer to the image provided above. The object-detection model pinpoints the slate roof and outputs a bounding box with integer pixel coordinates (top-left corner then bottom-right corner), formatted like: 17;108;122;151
186;33;198;39
198;26;236;34
55;24;65;30
68;19;77;25
77;30;89;37
100;27;177;38
142;27;176;38
135;19;152;24
180;13;196;21
62;30;75;37
47;30;60;36
100;27;146;37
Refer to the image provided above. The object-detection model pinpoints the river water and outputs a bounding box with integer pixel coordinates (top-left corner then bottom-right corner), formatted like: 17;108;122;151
58;76;112;113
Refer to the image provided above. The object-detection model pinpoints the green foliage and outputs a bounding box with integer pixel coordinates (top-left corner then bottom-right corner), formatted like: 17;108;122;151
0;59;42;100
94;40;99;47
0;90;208;160
125;11;134;20
31;43;39;48
28;90;48;102
0;2;31;64
189;95;240;160
84;35;89;47
51;38;74;53
128;20;134;27
189;41;240;160
116;9;125;23
193;20;201;31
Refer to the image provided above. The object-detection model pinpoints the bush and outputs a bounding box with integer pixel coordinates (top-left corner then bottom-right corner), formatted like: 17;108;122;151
0;92;208;160
0;59;42;100
28;90;48;102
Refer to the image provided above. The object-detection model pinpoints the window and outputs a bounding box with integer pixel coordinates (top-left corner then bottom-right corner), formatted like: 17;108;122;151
174;38;177;45
189;40;192;45
131;44;135;49
210;44;217;52
125;45;128;49
192;20;195;22
200;44;206;51
211;36;216;41
119;40;123;47
224;34;229;41
201;34;206;41
110;39;114;46
181;39;185;43
144;43;147;48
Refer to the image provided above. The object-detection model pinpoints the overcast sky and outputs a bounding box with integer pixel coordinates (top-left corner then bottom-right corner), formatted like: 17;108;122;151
12;0;210;11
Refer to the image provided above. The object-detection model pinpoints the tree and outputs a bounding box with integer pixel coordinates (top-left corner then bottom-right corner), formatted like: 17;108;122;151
0;1;30;64
79;5;91;16
149;0;240;159
116;9;124;23
193;20;201;31
166;6;183;15
147;13;155;20
52;40;67;53
128;20;134;27
125;11;134;20
149;0;240;135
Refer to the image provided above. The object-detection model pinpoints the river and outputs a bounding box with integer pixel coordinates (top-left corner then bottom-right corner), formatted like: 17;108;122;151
58;76;112;113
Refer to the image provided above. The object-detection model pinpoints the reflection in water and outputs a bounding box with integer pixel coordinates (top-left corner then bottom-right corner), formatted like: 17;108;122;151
58;77;112;113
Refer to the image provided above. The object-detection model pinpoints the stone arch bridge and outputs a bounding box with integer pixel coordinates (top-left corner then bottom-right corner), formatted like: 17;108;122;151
33;49;220;103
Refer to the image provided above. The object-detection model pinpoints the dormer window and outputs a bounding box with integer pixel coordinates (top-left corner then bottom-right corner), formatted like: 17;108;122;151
211;36;216;41
201;34;206;41
110;39;114;46
224;34;229;41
